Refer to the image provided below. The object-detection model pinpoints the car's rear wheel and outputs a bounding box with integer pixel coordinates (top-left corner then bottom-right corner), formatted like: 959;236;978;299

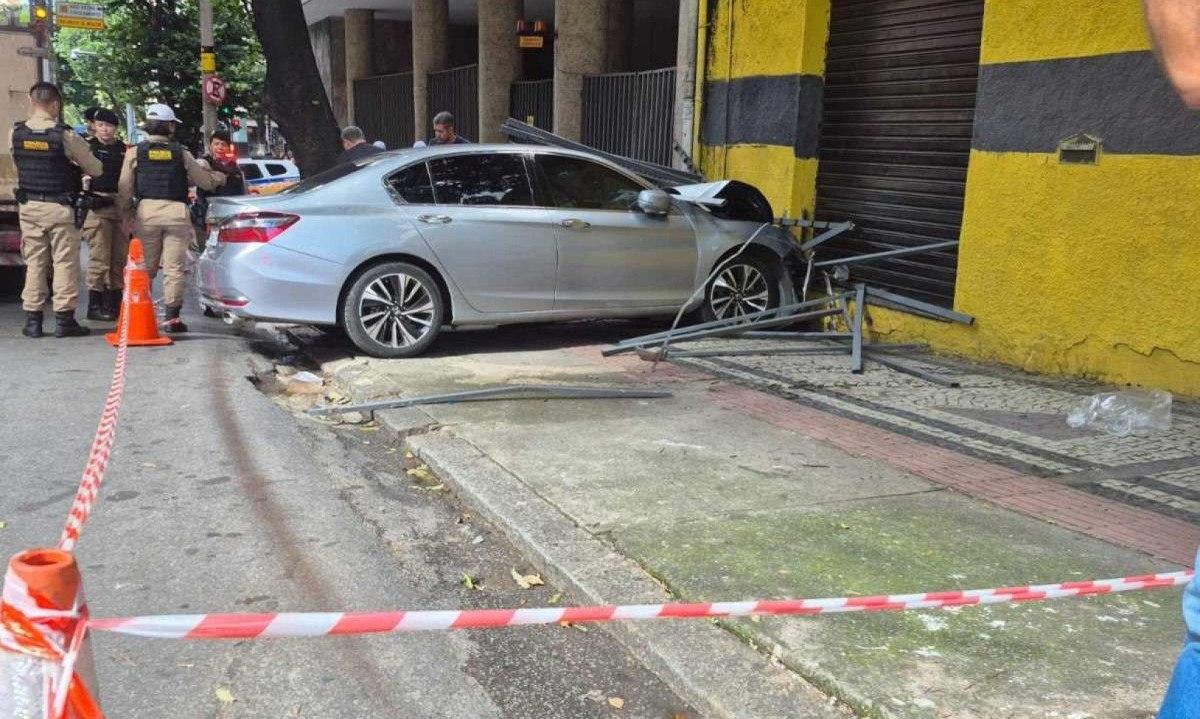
701;254;780;322
341;262;444;358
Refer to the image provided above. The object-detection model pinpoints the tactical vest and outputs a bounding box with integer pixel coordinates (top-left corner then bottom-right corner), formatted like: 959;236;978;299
134;141;189;202
196;154;245;200
11;122;81;195
87;137;127;193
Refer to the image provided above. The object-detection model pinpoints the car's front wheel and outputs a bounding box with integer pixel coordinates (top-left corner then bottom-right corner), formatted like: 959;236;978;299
701;254;780;322
341;262;444;358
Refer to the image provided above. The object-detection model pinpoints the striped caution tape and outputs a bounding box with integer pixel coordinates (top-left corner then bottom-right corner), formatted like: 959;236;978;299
59;267;133;553
87;569;1193;640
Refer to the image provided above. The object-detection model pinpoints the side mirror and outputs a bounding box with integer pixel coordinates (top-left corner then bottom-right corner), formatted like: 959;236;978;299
636;189;671;216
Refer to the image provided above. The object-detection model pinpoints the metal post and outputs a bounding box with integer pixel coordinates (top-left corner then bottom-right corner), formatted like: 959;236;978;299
851;283;866;373
200;0;217;139
124;103;138;142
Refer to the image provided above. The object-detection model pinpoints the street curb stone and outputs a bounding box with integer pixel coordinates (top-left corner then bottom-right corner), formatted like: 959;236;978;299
386;420;846;719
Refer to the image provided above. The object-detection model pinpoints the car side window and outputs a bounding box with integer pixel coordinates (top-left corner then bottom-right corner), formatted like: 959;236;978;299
265;163;288;176
387;162;435;204
240;164;263;180
427;153;533;206
535;155;644;211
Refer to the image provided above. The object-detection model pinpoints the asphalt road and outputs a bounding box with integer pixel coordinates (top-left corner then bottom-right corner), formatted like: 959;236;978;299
0;269;692;718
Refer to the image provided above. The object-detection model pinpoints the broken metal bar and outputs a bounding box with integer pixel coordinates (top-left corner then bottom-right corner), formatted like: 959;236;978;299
812;240;959;268
308;384;672;417
739;331;853;339
603;292;853;355
865;287;975;325
851;283;866;374
864;296;953;323
798;221;855;253
775;218;849;229
646;342;928;360
866;354;962;388
610;307;843;357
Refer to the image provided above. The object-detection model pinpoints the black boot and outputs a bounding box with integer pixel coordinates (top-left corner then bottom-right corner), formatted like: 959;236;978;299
162;305;188;334
54;310;91;338
86;290;116;321
22;311;43;338
103;289;122;318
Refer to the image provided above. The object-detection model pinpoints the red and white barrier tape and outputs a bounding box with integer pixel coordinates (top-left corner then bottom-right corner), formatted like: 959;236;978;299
0;568;102;718
87;569;1192;640
59;278;131;552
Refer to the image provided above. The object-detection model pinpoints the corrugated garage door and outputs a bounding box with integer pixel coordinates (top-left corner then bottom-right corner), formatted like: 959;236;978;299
815;0;985;306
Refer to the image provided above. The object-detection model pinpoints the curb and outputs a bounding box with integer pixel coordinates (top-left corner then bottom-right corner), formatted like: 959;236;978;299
391;418;844;719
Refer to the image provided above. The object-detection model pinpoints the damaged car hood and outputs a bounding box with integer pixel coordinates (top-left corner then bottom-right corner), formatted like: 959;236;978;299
668;180;774;223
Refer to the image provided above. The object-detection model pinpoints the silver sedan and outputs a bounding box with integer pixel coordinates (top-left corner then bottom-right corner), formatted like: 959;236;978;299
197;144;802;358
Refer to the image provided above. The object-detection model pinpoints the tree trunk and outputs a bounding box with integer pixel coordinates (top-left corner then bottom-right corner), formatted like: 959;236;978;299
249;0;341;175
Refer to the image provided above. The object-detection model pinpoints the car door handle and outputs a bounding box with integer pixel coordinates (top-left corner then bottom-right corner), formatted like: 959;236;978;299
417;214;452;224
559;218;590;230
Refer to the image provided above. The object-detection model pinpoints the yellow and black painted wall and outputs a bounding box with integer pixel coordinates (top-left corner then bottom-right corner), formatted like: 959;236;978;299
694;0;1200;395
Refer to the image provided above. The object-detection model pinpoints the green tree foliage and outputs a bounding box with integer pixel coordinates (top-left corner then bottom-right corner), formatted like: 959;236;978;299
53;0;265;148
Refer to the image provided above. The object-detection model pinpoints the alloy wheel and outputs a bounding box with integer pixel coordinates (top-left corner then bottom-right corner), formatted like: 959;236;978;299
357;272;436;348
709;264;769;319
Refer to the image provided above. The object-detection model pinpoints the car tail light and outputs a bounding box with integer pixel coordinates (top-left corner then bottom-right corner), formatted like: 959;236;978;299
218;212;299;243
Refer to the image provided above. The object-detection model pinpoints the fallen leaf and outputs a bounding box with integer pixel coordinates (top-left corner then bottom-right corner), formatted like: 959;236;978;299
215;686;235;704
461;573;478;590
0;521;7;530
838;523;851;530
547;592;562;605
608;697;624;709
421;483;445;492
749;614;762;623
511;568;544;589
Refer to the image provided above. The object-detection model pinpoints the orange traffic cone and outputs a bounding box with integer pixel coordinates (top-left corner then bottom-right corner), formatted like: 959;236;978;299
105;238;172;347
0;549;104;718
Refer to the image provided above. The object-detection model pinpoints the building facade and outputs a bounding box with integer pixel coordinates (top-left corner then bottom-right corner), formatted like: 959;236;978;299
696;0;1200;395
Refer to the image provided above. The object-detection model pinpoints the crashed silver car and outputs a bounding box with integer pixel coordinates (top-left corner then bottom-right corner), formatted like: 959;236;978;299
197;144;802;358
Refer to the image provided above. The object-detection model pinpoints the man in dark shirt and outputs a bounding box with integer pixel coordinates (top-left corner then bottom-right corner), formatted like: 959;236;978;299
429;111;471;145
337;125;385;165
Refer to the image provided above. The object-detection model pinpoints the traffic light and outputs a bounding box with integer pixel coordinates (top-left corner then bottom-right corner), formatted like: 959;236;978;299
30;0;50;30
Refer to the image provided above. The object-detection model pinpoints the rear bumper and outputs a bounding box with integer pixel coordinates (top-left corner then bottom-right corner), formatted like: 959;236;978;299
196;242;343;324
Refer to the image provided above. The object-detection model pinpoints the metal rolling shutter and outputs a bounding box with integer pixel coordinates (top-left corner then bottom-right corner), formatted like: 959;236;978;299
815;0;985;306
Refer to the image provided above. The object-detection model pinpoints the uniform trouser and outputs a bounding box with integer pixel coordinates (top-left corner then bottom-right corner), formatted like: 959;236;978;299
81;204;127;291
135;222;191;309
19;200;80;313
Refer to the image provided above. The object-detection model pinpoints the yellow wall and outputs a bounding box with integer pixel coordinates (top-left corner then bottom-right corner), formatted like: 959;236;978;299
695;0;830;218
980;0;1153;63
867;152;1200;394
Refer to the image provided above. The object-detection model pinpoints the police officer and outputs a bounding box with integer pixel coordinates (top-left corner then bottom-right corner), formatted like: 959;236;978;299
81;107;127;321
10;82;103;338
117;104;226;333
192;128;245;251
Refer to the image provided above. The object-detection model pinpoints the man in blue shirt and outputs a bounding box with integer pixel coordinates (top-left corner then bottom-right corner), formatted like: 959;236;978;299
1143;2;1199;712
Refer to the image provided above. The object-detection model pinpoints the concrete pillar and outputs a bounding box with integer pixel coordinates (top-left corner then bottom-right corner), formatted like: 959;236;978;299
344;8;374;126
605;0;633;73
673;0;699;170
553;0;606;140
412;0;449;142
478;0;523;142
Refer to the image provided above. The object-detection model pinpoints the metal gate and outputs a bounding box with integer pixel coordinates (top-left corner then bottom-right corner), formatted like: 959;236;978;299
815;0;985;306
428;64;478;142
353;72;414;150
582;67;675;166
510;79;553;131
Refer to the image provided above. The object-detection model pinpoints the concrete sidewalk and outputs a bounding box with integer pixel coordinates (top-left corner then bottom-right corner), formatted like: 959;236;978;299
298;323;1194;719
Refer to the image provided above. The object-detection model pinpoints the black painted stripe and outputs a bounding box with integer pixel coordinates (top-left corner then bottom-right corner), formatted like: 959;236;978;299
700;74;824;158
973;50;1200;155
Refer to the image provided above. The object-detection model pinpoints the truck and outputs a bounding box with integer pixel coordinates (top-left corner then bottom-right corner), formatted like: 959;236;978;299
0;19;44;271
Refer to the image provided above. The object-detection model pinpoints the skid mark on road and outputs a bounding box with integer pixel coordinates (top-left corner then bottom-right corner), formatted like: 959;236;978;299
206;348;399;702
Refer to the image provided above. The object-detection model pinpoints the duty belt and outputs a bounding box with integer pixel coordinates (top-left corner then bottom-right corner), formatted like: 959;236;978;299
17;190;73;205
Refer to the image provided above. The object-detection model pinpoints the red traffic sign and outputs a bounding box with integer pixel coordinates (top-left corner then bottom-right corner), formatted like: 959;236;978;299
203;75;227;104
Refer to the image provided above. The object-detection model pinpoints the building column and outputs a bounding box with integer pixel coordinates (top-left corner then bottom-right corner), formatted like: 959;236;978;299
412;0;449;142
343;8;374;126
553;0;606;140
672;0;699;170
477;0;523;142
